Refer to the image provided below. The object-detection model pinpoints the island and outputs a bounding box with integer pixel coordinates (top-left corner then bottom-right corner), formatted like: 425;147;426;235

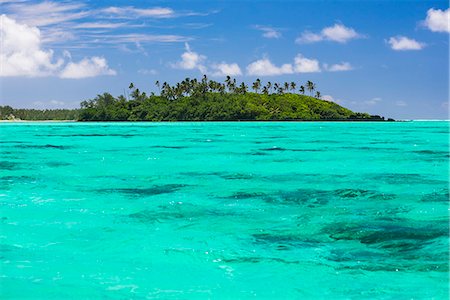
0;76;393;121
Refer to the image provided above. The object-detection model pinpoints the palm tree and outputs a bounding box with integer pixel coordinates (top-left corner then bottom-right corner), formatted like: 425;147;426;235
299;85;305;95
155;80;160;94
252;78;261;93
315;91;321;99
274;83;280;93
290;82;296;93
266;81;272;93
231;78;237;93
306;81;315;96
284;82;289;92
225;76;232;92
239;82;248;94
161;82;169;97
218;84;225;95
252;81;259;93
256;78;261;93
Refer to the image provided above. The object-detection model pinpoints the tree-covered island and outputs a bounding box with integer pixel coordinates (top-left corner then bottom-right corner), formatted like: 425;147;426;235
1;76;393;121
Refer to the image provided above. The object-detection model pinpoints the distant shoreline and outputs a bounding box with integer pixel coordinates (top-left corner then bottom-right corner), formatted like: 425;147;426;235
0;120;77;123
0;119;430;123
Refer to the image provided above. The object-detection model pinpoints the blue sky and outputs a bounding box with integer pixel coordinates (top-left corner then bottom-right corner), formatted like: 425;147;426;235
1;0;448;119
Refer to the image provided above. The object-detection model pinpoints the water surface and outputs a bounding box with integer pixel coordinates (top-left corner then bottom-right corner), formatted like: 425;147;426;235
1;121;448;299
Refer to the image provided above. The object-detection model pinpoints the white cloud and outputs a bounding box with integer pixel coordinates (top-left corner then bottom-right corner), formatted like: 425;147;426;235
172;43;207;72
7;1;88;27
423;8;450;33
0;15;116;78
388;36;425;51
246;54;353;76
102;6;174;18
254;25;281;39
172;43;241;76
97;33;190;44
294;54;321;73
211;63;242;77
321;94;343;104
59;57;116;79
395;100;407;107
325;62;353;72
322;95;334;102
0;14;63;77
296;31;323;43
296;23;362;44
4;2;194;46
322;24;361;43
73;22;128;29
246;58;294;76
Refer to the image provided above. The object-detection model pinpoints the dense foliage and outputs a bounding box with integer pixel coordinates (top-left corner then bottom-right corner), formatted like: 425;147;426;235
79;76;388;121
0;105;79;120
1;76;390;121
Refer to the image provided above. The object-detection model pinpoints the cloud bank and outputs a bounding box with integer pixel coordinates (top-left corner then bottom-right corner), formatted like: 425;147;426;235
246;55;353;76
0;14;116;78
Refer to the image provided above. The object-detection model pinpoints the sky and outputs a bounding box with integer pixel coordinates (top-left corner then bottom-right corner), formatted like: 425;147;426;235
0;0;449;119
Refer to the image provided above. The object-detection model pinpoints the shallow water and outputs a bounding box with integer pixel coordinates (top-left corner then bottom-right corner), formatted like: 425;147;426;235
1;121;448;299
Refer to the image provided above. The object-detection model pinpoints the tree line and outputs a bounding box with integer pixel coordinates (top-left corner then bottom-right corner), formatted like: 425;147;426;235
0;105;79;120
1;76;391;121
78;76;388;121
132;76;322;101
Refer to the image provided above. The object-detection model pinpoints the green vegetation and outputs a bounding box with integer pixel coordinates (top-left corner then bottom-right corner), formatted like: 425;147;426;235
78;76;389;121
1;76;392;121
0;105;79;120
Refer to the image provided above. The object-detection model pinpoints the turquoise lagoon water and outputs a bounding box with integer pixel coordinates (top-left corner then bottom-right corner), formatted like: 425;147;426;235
0;121;448;299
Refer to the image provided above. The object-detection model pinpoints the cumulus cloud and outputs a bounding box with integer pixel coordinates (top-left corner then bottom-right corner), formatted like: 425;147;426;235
253;25;282;39
172;43;242;76
296;23;362;44
324;62;353;72
388;36;425;51
246;58;294;76
246;54;322;76
294;54;321;73
0;14;63;77
60;57;116;79
0;14;116;78
171;43;207;72
423;8;450;33
210;63;242;77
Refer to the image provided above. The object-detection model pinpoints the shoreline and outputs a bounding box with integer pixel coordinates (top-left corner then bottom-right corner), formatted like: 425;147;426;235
0;119;397;123
1;119;447;123
0;120;77;123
